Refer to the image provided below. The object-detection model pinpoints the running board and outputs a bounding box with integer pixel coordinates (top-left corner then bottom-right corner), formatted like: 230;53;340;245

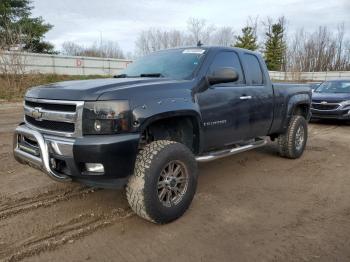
195;138;269;162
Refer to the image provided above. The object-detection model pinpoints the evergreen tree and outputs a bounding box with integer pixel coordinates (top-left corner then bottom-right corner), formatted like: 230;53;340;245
234;26;258;51
0;0;54;53
264;21;287;71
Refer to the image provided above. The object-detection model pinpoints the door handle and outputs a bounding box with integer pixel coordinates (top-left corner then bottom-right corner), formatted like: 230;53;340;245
239;96;252;100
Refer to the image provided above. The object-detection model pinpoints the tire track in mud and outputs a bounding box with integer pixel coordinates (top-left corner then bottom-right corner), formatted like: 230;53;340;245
0;186;98;220
0;208;134;262
309;125;340;137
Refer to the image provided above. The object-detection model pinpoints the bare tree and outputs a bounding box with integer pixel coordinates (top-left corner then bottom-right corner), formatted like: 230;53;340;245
187;18;216;45
168;30;187;48
92;41;125;59
187;18;205;44
135;18;220;56
286;24;350;72
135;31;151;56
213;27;235;47
61;41;83;56
135;28;188;56
61;40;125;59
334;23;349;70
0;21;27;99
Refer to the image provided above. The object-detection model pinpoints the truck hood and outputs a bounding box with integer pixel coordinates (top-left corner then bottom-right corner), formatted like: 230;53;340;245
25;78;188;101
312;92;350;103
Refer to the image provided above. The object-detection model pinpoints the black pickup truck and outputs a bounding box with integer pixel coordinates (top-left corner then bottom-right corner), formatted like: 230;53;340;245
13;46;311;223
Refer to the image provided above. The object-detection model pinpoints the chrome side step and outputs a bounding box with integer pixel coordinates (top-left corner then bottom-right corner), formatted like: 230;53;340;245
195;138;269;162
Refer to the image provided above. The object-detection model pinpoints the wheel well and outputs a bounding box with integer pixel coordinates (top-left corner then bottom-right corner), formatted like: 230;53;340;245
293;104;309;119
140;116;200;154
270;103;310;141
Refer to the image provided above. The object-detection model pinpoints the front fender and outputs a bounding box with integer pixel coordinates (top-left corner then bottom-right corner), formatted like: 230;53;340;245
132;97;202;134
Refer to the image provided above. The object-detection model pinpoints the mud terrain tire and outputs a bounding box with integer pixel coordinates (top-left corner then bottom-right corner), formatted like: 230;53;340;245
126;140;198;224
278;115;308;159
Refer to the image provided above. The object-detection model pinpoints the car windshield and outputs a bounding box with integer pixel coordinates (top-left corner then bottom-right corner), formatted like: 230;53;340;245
315;81;350;93
121;48;206;80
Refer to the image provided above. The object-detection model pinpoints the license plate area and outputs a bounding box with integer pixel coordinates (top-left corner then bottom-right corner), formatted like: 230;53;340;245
17;134;41;157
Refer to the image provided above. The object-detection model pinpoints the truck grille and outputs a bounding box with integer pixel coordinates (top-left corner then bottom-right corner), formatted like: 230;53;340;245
25;116;75;132
311;103;340;111
24;98;84;137
25;100;76;112
312;99;344;104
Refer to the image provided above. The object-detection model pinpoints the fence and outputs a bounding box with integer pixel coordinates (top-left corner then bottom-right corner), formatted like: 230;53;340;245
269;71;350;81
1;51;350;80
0;51;132;76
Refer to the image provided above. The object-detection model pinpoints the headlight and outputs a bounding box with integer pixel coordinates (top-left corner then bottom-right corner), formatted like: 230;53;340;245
340;100;350;108
83;101;131;135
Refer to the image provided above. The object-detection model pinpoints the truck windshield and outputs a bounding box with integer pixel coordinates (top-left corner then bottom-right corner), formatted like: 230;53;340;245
315;81;350;93
121;48;206;80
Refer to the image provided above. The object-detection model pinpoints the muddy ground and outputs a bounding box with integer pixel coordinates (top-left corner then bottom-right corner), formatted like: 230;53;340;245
0;102;349;262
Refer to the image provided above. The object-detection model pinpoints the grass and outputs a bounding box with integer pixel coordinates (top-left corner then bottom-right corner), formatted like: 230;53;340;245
0;74;109;101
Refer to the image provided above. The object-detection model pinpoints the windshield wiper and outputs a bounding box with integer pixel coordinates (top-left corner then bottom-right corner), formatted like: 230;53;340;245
114;73;166;78
140;73;165;78
113;74;128;78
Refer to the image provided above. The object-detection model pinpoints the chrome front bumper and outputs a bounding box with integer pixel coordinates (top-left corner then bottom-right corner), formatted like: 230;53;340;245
13;124;73;182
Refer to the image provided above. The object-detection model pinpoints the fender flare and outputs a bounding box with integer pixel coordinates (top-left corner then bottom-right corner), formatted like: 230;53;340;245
139;110;202;134
282;93;311;130
132;99;203;153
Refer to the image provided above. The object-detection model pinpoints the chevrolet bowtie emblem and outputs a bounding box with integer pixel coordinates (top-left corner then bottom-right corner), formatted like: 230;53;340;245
31;107;43;120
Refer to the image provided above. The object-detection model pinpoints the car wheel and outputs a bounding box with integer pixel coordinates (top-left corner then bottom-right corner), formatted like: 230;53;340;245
278;115;308;159
126;140;198;224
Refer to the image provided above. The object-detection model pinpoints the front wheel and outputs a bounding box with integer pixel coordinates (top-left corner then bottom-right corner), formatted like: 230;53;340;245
277;115;308;159
126;140;198;224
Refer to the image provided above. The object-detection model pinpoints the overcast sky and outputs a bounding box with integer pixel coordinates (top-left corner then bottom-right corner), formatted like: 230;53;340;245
31;0;350;54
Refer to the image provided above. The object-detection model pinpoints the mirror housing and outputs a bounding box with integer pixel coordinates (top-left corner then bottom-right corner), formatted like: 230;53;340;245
207;67;239;85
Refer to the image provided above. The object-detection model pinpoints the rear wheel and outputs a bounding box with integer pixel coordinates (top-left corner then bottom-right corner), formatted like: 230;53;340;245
278;115;308;159
126;140;198;224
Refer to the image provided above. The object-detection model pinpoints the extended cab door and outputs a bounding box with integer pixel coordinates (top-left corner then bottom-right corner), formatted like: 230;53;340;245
197;51;251;151
240;53;274;138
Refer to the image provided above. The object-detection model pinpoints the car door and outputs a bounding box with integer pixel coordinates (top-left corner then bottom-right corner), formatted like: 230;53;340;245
241;53;274;138
196;51;250;151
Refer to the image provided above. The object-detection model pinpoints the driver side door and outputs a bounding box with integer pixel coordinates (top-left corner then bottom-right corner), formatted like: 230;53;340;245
196;51;249;151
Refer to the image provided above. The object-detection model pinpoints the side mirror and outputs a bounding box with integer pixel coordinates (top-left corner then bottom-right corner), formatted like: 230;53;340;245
207;67;239;85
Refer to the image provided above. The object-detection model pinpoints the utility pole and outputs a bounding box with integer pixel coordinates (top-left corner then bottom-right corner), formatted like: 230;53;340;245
99;31;103;57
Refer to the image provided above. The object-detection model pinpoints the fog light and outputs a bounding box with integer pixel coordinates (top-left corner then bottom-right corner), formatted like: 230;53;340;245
85;163;104;173
94;120;101;132
50;158;57;169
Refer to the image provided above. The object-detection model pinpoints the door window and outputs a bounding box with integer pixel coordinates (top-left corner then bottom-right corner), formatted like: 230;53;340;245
208;52;245;84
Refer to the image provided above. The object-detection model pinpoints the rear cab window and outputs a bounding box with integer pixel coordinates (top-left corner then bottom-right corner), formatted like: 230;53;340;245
243;54;264;85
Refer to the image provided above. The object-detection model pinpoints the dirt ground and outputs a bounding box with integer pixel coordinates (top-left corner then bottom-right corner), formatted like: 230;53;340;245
0;102;350;262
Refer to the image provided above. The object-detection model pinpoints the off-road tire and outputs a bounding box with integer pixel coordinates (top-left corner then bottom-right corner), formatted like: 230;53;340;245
126;140;198;224
278;115;308;159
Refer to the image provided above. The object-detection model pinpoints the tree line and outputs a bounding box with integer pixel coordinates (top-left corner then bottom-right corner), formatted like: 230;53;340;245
1;0;349;72
133;17;350;72
61;41;125;59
